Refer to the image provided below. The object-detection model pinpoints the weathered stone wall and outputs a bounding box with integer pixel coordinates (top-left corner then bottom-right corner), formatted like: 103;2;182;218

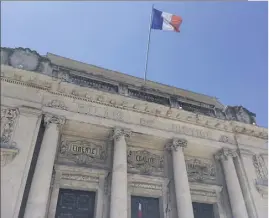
1;62;267;218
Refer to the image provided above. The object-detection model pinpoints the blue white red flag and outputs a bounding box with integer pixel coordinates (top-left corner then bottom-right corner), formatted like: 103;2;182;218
151;8;182;32
138;202;142;218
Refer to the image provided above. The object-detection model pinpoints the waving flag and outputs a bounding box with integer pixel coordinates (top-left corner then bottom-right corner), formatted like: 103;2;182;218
143;6;183;83
138;202;142;218
151;8;183;32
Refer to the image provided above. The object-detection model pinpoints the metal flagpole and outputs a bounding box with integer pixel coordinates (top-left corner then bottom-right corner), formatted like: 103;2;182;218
144;4;154;84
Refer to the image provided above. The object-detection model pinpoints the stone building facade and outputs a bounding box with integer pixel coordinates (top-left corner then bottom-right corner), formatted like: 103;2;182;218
1;47;268;218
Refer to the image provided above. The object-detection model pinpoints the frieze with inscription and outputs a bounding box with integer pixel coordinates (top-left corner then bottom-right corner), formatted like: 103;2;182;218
59;139;107;165
77;104;124;121
127;149;164;175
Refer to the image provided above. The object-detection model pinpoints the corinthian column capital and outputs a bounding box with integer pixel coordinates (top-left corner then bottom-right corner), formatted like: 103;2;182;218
166;138;188;152
215;148;237;161
113;127;132;141
44;113;65;128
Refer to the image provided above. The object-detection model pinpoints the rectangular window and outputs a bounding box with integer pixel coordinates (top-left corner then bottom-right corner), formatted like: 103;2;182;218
192;202;214;218
131;196;160;218
55;188;95;218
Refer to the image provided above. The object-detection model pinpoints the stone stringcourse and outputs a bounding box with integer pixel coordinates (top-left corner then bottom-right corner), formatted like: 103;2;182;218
1;47;267;140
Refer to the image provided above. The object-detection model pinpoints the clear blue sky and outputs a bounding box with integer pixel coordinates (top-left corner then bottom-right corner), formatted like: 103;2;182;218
1;1;268;127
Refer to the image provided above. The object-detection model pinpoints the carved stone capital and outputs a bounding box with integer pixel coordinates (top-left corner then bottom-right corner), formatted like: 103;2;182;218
166;138;187;152
214;148;237;161
44;113;65;128
1;147;19;167
113;127;132;141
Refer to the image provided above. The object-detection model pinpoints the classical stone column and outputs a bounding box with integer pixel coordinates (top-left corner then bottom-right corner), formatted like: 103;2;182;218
110;127;131;218
24;114;65;218
215;148;249;218
166;138;194;218
235;149;258;218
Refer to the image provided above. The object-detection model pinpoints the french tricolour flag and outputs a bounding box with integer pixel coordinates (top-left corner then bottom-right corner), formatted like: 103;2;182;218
151;8;182;32
138;202;142;218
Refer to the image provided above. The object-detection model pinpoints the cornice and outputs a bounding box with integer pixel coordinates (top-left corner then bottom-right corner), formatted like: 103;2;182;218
1;70;267;140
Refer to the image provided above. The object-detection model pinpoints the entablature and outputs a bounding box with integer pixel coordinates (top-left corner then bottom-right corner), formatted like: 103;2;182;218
1;47;260;127
1;65;267;144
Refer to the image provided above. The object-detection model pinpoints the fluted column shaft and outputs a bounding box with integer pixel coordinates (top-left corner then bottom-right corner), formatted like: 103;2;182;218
110;128;131;218
167;138;194;218
215;148;249;218
24;114;65;218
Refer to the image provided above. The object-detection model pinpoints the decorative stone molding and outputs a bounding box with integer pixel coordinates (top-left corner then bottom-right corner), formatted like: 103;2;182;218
253;154;268;197
3;47;260;126
255;183;268;198
166;138;187;152
44;113;65;128
127;149;164;175
190;183;223;203
129;182;162;191
61;173;99;183
253;154;268;181
1;107;19;146
59;139;107;165
214;148;237;161
1;65;268;140
1;47;53;75
191;189;217;198
218;135;235;145
185;157;216;183
112;127;132;141
0;147;19;167
45;100;67;110
225;106;256;125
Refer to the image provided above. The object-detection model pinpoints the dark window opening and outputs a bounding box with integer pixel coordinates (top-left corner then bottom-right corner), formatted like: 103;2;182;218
55;189;96;218
192;202;214;218
131;196;160;218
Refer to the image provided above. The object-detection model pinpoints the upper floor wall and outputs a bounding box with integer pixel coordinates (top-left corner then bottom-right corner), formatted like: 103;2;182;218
1;47;258;126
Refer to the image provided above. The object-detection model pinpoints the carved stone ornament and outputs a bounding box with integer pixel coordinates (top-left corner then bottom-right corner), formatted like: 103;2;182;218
127;149;164;175
61;173;99;183
1;147;19;167
253;154;268;197
225;106;256;125
185;158;216;182
256;183;268;198
113;127;132;141
130;182;162;190
45;100;67;110
2;47;53;75
9;48;39;71
2;46;267;138
1;107;19;146
59;139;107;165
214;148;237;161
218;135;235;145
166;138;187;152
44;114;65;128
